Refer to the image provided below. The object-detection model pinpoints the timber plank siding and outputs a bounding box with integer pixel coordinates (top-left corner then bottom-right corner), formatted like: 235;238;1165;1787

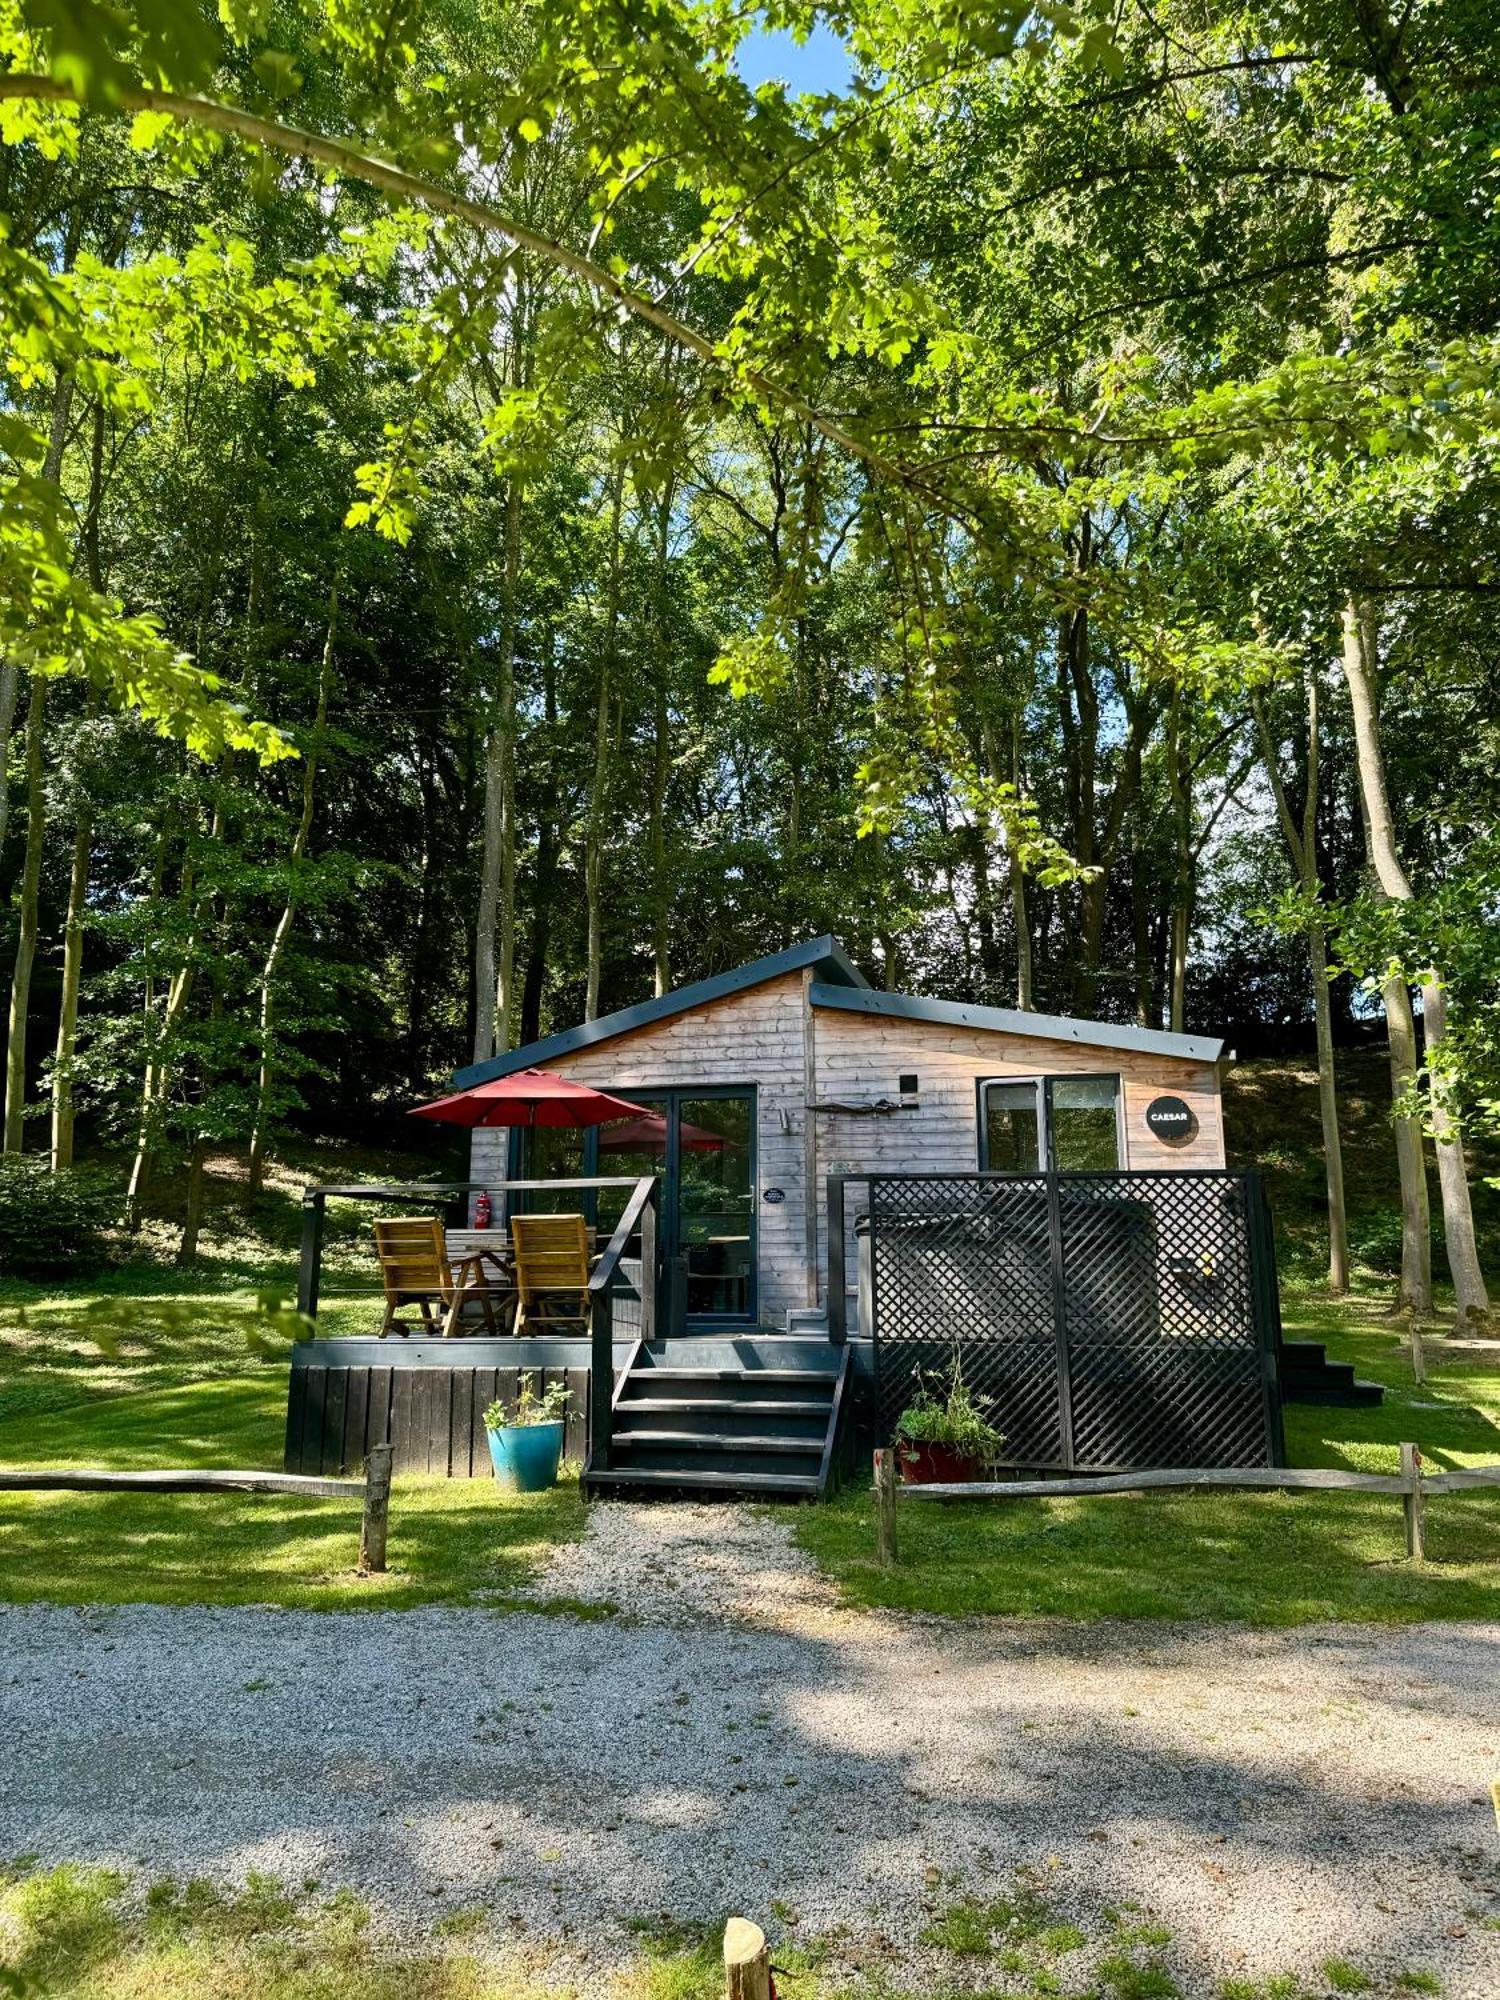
468;955;1228;1329
284;1339;639;1478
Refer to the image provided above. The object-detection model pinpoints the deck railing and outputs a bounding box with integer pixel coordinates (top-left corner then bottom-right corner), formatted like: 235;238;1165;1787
586;1175;659;1475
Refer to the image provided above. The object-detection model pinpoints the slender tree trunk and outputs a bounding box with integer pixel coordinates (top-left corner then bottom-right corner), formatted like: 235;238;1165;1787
1130;843;1153;1027
1342;598;1485;1324
649;680;671;996
584;472;624;1023
49;811;90;1169
247;589;337;1191
3;677;46;1154
1167;687;1191;1034
49;406;108;1174
124;778;226;1228
0;664;18;872
1252;681;1351;1294
1006;714;1033;1010
473;480;522;1063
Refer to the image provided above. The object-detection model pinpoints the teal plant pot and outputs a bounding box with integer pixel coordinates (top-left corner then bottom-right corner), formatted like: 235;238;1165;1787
486;1420;564;1493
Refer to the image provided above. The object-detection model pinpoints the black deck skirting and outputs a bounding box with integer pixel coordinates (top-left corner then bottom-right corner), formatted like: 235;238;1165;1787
284;1337;639;1478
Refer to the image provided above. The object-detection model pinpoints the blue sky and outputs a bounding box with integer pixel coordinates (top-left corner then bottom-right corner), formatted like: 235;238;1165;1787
735;23;854;96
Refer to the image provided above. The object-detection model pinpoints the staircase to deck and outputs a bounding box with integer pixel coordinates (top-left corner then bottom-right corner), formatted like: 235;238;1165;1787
582;1337;852;1500
1278;1338;1384;1408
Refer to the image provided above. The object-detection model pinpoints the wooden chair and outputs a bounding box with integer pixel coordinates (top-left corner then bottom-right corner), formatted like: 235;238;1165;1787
511;1212;593;1335
372;1217;503;1338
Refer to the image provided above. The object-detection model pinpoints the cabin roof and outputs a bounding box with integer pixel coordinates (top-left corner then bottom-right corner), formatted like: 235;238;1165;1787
808;982;1225;1064
453;935;869;1086
453;935;1225;1087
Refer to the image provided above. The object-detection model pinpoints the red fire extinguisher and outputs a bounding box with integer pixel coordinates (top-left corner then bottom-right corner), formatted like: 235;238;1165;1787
474;1189;493;1228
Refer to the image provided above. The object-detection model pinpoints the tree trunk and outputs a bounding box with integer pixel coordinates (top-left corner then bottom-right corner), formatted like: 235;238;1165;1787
50;406;108;1174
247;589;337;1191
649;677;671;996
1342;597;1485;1324
584;471;624;1023
3;676;46;1154
1251;681;1350;1295
472;480;521;1063
1383;971;1433;1314
49;809;90;1170
0;663;19;873
124;779;226;1229
1167;686;1190;1034
1005;713;1033;1010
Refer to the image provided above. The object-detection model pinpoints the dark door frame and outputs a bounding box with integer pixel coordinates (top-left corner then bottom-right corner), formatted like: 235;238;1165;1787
507;1083;759;1330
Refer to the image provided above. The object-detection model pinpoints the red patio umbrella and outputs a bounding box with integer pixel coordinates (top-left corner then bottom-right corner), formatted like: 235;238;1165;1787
408;1068;646;1129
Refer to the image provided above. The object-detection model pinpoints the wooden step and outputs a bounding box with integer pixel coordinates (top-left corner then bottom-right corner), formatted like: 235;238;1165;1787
585;1465;821;1497
626;1367;837;1387
611;1430;824;1457
618;1397;834;1418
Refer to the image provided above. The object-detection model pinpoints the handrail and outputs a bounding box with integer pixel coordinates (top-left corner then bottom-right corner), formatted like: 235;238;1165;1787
588;1174;657;1295
585;1175;659;1476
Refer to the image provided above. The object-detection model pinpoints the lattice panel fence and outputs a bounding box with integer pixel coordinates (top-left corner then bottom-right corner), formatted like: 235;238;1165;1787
863;1170;1281;1472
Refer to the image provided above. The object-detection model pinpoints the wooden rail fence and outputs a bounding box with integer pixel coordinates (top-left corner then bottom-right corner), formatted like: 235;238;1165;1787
871;1444;1500;1566
0;1443;395;1574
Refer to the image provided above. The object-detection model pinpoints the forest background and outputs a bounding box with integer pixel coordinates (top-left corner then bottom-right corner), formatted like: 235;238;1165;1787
0;0;1496;1318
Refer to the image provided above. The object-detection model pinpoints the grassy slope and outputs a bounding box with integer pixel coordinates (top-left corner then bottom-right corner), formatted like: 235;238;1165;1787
1222;1046;1500;1281
0;1139;583;1611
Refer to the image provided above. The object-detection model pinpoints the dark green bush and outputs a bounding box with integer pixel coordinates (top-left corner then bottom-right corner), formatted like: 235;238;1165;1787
0;1158;120;1277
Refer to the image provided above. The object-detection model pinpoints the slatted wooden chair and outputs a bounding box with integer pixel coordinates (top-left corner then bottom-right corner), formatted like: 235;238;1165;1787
510;1212;593;1335
372;1217;502;1338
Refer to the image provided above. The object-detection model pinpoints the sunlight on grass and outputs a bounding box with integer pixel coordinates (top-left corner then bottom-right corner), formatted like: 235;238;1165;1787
798;1284;1500;1625
0;1374;585;1612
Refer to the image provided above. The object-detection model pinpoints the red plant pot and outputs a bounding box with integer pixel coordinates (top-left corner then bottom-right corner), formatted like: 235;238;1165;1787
897;1440;986;1485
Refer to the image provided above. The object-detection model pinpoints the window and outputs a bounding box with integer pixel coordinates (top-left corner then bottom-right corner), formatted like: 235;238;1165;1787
984;1080;1042;1172
979;1074;1122;1173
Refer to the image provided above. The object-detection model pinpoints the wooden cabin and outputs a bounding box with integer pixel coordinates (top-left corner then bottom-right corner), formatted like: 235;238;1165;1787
288;938;1352;1493
457;936;1228;1335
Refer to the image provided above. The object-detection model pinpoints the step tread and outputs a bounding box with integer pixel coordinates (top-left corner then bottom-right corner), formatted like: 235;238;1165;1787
586;1466;821;1496
612;1430;825;1456
617;1397;834;1417
631;1367;838;1385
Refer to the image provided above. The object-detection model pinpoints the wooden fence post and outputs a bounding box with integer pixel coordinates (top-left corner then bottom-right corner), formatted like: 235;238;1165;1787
723;1917;771;2000
874;1447;898;1567
1400;1441;1424;1562
360;1443;393;1574
1407;1314;1426;1387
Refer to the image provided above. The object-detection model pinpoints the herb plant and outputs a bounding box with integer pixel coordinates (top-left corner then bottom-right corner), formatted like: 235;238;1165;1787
484;1373;570;1432
894;1351;1005;1466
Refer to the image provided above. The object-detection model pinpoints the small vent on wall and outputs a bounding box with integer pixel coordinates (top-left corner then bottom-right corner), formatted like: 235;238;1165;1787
899;1072;919;1097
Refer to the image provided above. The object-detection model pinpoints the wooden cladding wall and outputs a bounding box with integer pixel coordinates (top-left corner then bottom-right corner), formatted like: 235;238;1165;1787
470;969;813;1322
285;1363;593;1479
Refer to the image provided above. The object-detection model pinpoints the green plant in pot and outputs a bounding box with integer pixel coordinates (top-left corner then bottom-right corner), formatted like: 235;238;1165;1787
484;1373;570;1492
893;1351;1005;1484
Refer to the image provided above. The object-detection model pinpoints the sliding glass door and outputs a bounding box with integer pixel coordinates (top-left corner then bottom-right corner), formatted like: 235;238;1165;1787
513;1086;757;1325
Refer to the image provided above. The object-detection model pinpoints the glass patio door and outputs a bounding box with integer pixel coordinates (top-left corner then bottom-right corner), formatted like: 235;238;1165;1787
676;1092;755;1322
515;1087;757;1327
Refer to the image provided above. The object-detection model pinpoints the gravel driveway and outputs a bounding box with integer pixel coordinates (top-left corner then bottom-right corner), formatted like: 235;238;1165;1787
4;1502;1499;1996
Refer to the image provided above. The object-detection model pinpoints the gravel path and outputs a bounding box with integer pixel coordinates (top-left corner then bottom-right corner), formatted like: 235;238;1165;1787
4;1503;1500;1996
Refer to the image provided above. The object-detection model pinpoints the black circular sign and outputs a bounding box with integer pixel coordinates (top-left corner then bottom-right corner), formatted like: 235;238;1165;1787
762;1187;786;1205
1145;1094;1197;1145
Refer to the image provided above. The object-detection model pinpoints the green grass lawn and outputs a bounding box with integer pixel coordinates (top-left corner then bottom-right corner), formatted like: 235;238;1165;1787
0;1163;585;1611
797;1286;1500;1624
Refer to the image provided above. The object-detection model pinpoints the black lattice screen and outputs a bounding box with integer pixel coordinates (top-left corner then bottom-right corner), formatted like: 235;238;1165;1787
863;1170;1282;1471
